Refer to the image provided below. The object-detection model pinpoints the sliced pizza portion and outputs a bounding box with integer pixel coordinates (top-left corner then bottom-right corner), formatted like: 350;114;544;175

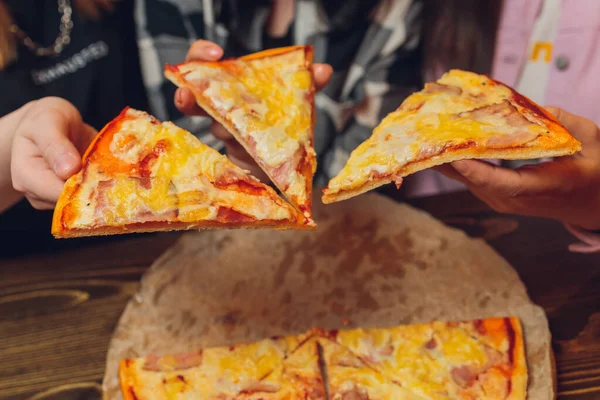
119;332;326;400
52;108;313;238
164;45;316;218
318;331;426;400
330;317;527;399
322;69;581;203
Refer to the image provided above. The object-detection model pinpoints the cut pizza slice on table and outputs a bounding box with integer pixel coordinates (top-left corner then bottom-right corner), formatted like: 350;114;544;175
51;108;313;238
328;317;527;399
322;69;582;203
164;45;316;219
318;331;425;400
119;332;326;399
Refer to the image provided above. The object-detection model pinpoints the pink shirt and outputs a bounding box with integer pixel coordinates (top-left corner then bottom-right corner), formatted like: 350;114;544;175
493;0;600;126
405;0;600;198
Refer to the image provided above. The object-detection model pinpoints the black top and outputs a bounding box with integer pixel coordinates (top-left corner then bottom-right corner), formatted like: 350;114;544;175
0;0;148;257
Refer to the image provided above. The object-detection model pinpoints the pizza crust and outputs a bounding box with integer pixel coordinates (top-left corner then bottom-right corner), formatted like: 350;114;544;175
323;140;579;204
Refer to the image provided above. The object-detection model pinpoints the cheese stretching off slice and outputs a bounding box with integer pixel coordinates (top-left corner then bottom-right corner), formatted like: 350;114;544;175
164;45;316;219
51;108;313;238
119;333;326;400
322;69;582;203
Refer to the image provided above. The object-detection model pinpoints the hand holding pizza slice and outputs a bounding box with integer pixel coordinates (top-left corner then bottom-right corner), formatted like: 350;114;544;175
51;108;313;238
322;70;582;203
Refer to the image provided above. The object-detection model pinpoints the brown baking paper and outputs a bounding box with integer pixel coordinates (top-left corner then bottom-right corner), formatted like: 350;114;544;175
103;193;554;399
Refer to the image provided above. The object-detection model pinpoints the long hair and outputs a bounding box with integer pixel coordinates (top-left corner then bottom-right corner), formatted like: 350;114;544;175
422;0;504;77
0;0;109;70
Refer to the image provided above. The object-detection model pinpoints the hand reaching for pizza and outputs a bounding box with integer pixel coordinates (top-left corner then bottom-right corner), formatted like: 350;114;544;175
438;107;600;230
174;40;333;182
3;97;96;211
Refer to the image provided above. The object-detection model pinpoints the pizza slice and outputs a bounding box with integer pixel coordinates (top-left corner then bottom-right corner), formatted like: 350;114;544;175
164;45;316;218
329;317;527;399
322;69;582;203
52;108;313;238
318;331;426;400
119;333;326;399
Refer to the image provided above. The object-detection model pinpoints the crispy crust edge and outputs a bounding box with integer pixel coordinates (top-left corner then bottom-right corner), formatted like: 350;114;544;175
119;359;139;400
322;136;581;204
54;217;315;239
164;45;316;217
508;316;528;400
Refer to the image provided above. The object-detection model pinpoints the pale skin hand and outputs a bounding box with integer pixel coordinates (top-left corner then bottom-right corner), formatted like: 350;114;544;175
174;40;333;182
437;107;600;230
1;97;97;212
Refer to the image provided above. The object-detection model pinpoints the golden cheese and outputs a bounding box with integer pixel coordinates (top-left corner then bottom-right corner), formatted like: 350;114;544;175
121;335;322;400
166;47;315;215
120;319;524;400
60;109;299;232
325;70;545;194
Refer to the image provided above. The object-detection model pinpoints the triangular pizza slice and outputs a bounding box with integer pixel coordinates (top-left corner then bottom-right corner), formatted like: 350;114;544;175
318;331;425;400
52;108;313;238
119;332;326;399
322;69;581;203
164;45;316;218
328;317;527;399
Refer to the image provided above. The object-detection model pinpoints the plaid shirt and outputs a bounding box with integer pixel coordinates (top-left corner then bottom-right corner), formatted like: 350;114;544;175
135;0;423;184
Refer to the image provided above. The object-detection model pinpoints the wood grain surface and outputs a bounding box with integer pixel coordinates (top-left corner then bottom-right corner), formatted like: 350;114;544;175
0;190;598;400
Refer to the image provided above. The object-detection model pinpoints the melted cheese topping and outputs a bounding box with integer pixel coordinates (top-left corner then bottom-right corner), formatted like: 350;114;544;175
121;320;519;400
64;109;297;230
123;336;321;400
174;48;313;210
325;69;545;194
334;321;506;398
180;51;311;170
321;340;423;400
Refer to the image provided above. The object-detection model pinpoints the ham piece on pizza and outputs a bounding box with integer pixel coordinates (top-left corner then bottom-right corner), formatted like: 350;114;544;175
51;108;313;238
164;45;316;219
322;69;582;203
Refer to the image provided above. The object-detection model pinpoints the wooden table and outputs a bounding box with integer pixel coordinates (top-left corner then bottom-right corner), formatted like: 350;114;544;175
0;190;598;400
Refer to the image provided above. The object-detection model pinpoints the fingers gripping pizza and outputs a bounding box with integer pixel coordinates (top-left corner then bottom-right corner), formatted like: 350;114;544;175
51;108;312;238
119;317;527;400
322;69;582;203
164;45;316;219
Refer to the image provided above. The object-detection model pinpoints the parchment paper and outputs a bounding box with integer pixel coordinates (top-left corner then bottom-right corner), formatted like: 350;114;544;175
103;193;553;399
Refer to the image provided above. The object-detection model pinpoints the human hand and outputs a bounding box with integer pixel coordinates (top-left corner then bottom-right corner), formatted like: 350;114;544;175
173;40;333;181
437;107;600;230
10;97;97;209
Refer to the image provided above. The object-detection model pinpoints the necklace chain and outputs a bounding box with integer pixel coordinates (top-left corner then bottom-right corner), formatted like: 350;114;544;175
10;0;74;57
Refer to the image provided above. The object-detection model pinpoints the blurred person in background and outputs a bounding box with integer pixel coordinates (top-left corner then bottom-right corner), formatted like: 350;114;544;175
0;0;147;256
